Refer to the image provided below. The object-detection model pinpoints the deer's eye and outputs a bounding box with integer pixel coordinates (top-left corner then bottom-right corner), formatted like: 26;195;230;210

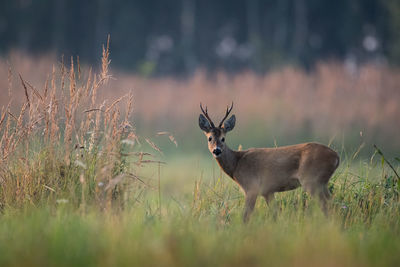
221;137;225;142
208;137;212;142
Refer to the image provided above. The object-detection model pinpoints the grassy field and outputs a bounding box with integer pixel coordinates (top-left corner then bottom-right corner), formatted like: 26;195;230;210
0;46;399;266
0;156;399;267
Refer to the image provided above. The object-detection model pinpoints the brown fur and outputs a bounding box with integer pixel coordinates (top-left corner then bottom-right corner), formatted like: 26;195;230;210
200;107;339;222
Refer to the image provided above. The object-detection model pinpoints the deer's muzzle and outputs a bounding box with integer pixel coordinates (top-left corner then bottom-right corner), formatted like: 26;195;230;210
213;147;222;157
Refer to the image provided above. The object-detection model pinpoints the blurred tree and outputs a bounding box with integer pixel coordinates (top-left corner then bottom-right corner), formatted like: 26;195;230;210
383;0;400;64
181;0;196;74
0;0;397;75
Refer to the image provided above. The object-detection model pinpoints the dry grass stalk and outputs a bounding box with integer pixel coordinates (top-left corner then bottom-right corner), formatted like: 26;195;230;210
85;67;92;97
49;65;59;143
19;74;30;108
25;80;43;101
0;40;154;208
59;55;66;96
105;95;124;113
43;74;49;100
77;55;81;80
101;35;111;82
91;74;98;107
125;91;134;124
0;102;10;129
145;138;163;155
157;132;178;147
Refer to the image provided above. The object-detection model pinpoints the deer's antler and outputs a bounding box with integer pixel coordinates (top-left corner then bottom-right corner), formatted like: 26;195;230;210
200;103;215;128
218;102;233;128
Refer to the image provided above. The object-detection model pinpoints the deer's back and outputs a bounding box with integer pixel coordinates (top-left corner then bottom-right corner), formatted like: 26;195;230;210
233;142;339;190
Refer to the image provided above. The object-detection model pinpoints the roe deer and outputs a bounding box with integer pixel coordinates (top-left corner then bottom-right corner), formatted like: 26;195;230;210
198;103;340;222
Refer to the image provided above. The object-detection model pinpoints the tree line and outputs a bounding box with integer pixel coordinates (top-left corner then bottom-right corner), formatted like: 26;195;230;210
0;0;399;75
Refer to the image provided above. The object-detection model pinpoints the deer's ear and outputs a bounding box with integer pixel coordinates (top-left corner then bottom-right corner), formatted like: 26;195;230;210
199;114;212;132
223;115;236;132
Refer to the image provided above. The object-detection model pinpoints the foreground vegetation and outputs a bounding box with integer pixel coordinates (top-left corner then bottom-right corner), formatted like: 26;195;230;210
0;46;399;266
0;157;399;267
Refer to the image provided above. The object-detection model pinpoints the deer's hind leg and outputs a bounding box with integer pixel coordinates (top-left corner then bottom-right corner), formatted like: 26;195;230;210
301;180;330;214
318;185;331;213
262;192;274;205
299;168;332;214
298;151;338;214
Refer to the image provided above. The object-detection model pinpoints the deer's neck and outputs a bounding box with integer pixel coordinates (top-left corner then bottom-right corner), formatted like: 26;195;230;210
216;146;242;178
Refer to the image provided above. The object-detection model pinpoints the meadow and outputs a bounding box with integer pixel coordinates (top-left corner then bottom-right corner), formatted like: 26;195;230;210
0;45;399;266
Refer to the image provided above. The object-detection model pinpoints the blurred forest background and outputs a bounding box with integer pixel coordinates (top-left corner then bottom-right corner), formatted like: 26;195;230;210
1;0;400;75
0;0;399;157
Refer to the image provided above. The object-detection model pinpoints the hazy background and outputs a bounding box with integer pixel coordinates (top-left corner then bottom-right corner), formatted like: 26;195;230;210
1;0;400;74
0;0;399;158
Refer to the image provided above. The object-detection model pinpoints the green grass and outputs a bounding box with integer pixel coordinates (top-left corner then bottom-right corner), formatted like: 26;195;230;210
0;153;399;267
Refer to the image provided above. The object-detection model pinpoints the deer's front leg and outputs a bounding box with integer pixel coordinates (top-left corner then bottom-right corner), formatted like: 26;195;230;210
243;192;258;223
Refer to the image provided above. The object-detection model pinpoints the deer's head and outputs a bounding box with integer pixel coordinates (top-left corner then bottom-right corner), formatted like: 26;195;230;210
198;103;236;158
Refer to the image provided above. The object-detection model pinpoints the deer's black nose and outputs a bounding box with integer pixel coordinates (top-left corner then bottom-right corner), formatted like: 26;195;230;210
213;148;222;156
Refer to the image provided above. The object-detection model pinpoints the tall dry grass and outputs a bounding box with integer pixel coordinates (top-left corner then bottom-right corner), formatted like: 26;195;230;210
0;38;155;208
